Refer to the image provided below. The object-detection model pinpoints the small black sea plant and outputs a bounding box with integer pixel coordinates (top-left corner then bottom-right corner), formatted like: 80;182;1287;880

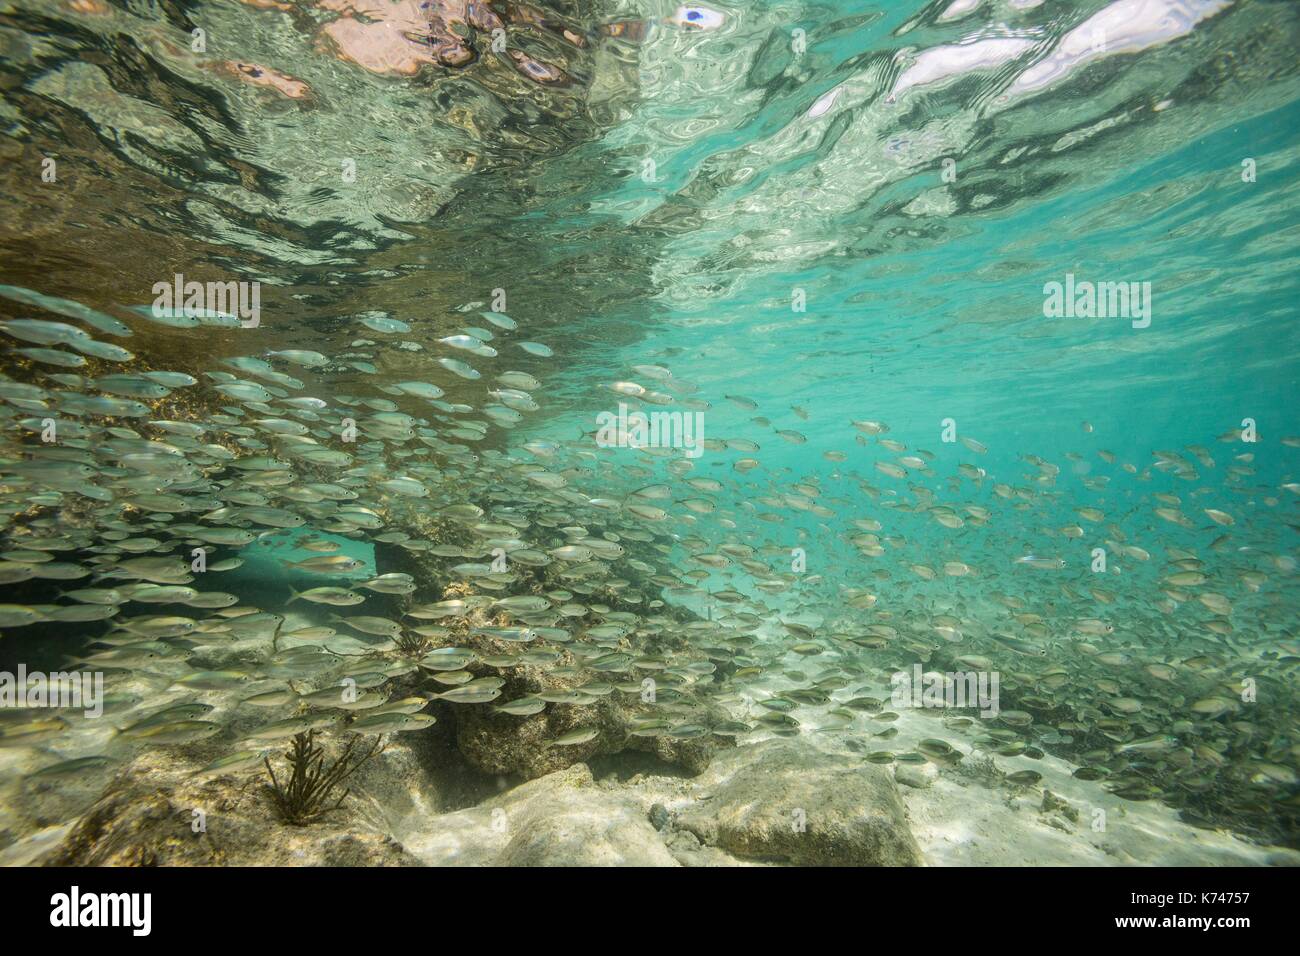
263;730;383;825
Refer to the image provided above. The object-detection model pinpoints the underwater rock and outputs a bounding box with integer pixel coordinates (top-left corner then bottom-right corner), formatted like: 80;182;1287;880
625;717;734;775
674;740;924;866
894;762;938;790
660;826;753;867
410;762;680;866
372;520;737;782
453;683;734;779
454;688;607;778
39;748;420;867
410;592;739;780
1040;789;1079;823
452;666;734;779
447;652;613;778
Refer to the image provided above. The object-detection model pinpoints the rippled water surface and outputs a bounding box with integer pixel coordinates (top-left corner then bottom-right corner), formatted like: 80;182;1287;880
1;0;1298;866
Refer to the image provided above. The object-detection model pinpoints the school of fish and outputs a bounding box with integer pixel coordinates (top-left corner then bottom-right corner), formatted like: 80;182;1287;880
0;282;1298;849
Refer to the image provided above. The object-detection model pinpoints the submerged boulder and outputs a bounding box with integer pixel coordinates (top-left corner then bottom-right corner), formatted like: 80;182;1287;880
371;541;737;781
412;739;923;866
451;669;735;780
35;733;921;867
450;664;610;778
675;739;924;866
410;762;680;866
39;747;420;867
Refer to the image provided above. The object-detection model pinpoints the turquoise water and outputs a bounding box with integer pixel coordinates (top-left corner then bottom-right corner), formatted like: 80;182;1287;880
0;0;1298;864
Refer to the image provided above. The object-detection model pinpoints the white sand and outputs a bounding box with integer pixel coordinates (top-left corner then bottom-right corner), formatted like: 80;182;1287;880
729;650;1293;866
834;701;1286;865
